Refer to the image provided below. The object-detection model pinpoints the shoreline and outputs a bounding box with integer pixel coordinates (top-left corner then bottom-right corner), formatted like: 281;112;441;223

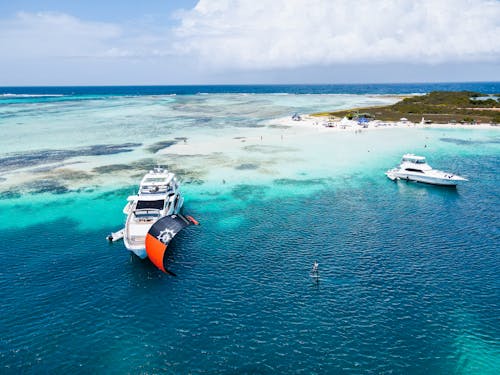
269;114;499;131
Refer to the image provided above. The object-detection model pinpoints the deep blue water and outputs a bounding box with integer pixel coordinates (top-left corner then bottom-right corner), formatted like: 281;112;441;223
0;84;499;373
1;156;499;373
1;82;499;99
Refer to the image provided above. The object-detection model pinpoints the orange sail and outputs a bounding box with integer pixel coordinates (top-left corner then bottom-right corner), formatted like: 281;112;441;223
145;214;197;273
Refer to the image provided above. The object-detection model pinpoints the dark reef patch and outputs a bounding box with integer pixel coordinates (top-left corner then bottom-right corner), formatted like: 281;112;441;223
93;164;130;174
96;187;135;200
231;184;269;201
73;187;95;194
181;178;205;185
268;124;291;129
273;178;330;186
131;172;147;179
165;152;227;166
235;163;259;170
243;145;298;154
232;122;266;128
25;179;69;194
440;137;500;146
168;167;205;185
51;169;93;181
89;155;208;188
130;159;157;170
32;162;83;173
147;140;178;153
0;190;22;200
0;143;141;171
196;117;212;124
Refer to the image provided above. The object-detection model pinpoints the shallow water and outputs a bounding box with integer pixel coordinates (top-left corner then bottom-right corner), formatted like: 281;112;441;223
1;86;499;373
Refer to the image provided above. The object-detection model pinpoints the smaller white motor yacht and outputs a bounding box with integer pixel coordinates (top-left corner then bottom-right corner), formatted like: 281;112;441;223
386;154;467;186
123;167;184;258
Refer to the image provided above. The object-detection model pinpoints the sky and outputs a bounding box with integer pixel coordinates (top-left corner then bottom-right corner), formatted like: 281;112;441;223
0;0;499;85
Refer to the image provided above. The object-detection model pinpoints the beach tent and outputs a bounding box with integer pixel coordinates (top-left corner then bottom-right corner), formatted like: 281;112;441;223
339;117;355;128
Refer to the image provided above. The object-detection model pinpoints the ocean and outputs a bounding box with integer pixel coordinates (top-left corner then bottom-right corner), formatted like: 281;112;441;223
1;83;499;373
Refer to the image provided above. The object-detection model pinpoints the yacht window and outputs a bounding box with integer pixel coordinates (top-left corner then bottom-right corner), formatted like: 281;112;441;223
403;157;425;164
145;177;166;183
405;168;424;173
137;200;165;210
134;209;160;218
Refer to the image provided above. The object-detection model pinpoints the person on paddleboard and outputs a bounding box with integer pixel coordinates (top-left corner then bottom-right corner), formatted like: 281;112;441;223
311;261;319;274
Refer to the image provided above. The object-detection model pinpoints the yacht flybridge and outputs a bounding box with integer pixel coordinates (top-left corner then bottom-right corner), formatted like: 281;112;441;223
386;154;467;186
123;167;184;258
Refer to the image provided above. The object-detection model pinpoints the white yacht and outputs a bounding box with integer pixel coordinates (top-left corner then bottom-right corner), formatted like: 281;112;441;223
386;154;467;186
123;167;184;258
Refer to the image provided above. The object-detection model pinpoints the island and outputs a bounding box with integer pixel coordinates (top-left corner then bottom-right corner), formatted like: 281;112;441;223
312;91;500;125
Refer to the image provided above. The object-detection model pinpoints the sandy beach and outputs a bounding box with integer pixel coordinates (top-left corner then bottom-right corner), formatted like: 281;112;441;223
162;113;499;160
268;114;499;131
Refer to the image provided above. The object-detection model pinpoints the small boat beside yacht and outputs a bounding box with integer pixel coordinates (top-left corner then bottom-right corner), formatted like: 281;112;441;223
386;154;467;186
122;166;184;258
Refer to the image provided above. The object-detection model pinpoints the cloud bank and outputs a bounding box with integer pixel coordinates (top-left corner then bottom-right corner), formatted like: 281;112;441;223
0;2;498;84
0;12;122;58
2;1;498;67
175;0;500;69
0;11;173;60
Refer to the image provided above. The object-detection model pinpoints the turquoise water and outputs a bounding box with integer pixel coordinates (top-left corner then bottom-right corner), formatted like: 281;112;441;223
1;85;499;373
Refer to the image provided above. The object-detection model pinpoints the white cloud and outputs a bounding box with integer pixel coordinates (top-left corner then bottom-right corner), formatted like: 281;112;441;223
0;12;174;60
0;4;498;85
175;0;500;69
0;12;122;58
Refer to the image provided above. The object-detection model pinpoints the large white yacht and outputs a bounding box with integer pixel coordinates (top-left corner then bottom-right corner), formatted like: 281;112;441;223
123;167;184;258
386;154;467;186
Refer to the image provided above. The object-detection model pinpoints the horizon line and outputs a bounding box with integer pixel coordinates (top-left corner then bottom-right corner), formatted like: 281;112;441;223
1;80;499;88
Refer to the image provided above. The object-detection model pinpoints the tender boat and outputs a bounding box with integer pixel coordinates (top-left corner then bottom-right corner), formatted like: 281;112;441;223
123;167;184;258
385;154;467;186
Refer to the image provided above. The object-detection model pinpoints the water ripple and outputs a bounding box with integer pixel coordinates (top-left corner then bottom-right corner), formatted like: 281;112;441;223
1;156;499;374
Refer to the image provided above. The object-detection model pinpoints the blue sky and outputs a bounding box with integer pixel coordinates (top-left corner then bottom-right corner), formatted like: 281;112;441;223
0;1;198;23
0;0;499;85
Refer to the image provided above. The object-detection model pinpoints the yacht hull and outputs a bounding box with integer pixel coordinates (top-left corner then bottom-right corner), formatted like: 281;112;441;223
129;248;148;259
386;154;467;187
123;167;184;259
388;171;466;186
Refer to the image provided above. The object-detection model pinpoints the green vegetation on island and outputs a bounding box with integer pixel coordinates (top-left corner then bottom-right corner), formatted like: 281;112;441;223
313;91;500;124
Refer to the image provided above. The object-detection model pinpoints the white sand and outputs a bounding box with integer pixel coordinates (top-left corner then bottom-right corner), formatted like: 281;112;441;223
268;114;499;131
